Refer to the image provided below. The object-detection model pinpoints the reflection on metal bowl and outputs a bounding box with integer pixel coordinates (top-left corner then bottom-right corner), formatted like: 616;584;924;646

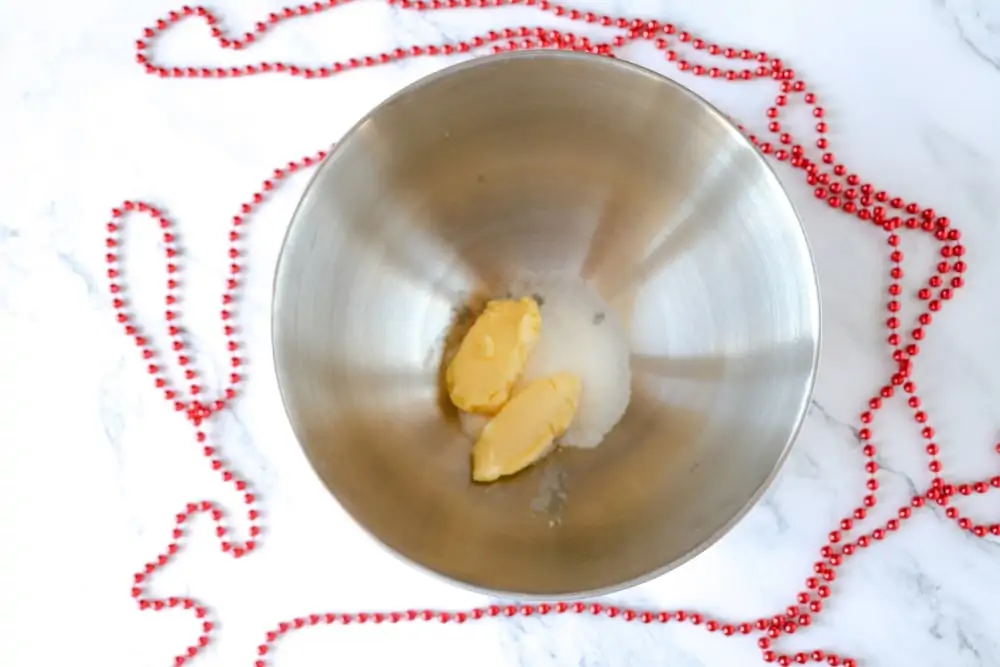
272;51;820;598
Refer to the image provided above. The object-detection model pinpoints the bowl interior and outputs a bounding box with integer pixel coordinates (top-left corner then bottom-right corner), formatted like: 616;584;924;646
272;52;820;597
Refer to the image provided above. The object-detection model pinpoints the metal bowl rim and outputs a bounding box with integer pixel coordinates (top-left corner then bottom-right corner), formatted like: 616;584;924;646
270;50;822;600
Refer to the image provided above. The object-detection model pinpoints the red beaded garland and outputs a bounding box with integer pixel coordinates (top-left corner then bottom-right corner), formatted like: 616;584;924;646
111;1;995;666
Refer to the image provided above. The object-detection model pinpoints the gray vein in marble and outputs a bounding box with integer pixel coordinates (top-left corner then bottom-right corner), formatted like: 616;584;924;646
936;511;1000;556
0;231;28;312
921;123;990;164
938;0;1000;71
905;560;998;662
98;386;126;467
795;446;825;481
920;126;998;220
387;3;449;42
956;626;981;660
955;26;999;73
904;566;952;650
497;613;705;667
809;399;861;444
954;621;997;663
98;372;146;538
873;454;921;498
56;250;100;299
216;408;277;492
0;224;19;242
759;495;791;533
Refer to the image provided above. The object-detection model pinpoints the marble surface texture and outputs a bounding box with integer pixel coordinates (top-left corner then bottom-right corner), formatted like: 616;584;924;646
3;0;1000;665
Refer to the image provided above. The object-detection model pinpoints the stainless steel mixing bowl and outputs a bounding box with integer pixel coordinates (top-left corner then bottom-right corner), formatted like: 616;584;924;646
272;51;820;598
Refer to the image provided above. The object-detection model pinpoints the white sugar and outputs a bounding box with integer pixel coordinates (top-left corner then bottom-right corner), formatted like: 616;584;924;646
458;410;490;440
509;272;632;449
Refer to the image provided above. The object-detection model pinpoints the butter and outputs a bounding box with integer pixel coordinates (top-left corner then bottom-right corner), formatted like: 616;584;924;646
471;372;581;482
446;297;541;414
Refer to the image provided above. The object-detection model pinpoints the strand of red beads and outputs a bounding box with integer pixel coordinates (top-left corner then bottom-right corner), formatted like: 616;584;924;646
109;1;999;666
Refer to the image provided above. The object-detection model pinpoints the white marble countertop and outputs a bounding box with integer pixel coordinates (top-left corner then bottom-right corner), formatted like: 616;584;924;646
3;0;1000;665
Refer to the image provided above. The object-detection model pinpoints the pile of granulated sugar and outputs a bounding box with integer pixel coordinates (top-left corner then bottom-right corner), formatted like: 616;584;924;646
508;272;632;449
